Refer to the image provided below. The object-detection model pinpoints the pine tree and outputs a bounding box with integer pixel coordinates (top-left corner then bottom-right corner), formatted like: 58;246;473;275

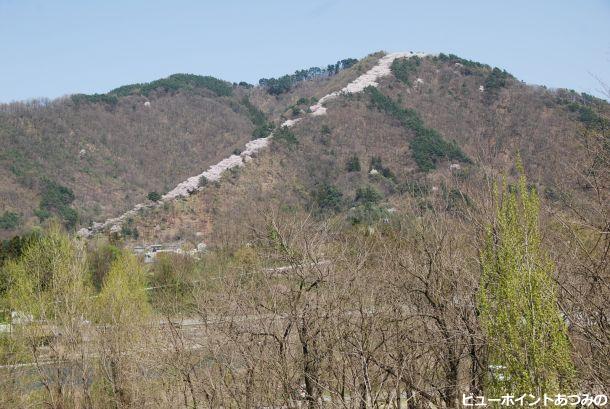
345;154;361;172
478;160;574;395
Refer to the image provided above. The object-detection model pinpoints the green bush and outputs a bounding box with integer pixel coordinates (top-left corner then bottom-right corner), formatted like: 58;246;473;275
241;96;266;126
349;185;386;225
147;191;162;202
34;208;51;221
391;56;421;85
340;58;358;70
150;253;198;308
37;179;78;229
444;187;473;212
58;206;78;230
313;183;343;213
484;68;512;95
262;75;294;95
367;87;470;171
3;149;40;183
346;155;361;172
355;185;382;205
556;93;609;130
348;204;388;226
369;156;395;180
410;129;469;172
0;212;21;230
120;225;139;240
577;105;608;130
370;156;382;171
274;126;298;147
40;179;75;211
435;53;490;71
253;123;274;139
242;96;274;139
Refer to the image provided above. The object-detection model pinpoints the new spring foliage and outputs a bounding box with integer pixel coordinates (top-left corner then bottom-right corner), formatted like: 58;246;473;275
478;161;574;395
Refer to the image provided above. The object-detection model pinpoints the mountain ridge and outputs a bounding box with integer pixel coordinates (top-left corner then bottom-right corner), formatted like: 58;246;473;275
0;50;608;245
87;51;607;253
75;52;428;238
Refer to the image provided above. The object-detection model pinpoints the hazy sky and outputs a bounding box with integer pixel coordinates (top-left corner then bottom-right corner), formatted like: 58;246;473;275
1;0;609;102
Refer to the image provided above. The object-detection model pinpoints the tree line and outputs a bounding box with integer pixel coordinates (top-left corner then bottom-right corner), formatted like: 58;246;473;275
259;58;359;95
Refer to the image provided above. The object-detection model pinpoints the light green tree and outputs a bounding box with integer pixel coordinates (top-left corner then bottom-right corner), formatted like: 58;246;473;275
93;251;151;408
2;224;92;408
95;252;150;324
479;161;574;395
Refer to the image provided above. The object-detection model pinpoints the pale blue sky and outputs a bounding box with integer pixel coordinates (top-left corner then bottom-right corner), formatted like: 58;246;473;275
1;0;609;102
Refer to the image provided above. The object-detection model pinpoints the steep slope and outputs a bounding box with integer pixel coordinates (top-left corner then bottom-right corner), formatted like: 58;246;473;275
0;56;373;239
0;80;255;237
110;52;608;250
1;51;607;247
74;52;423;238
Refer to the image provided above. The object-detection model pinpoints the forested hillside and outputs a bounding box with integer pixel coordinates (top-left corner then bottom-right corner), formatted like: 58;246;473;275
0;56;375;239
0;51;608;408
0;79;252;235
115;52;608;250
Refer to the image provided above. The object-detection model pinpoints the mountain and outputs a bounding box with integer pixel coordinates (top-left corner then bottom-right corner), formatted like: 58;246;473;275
0;55;381;239
0;51;608;247
1;50;609;407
